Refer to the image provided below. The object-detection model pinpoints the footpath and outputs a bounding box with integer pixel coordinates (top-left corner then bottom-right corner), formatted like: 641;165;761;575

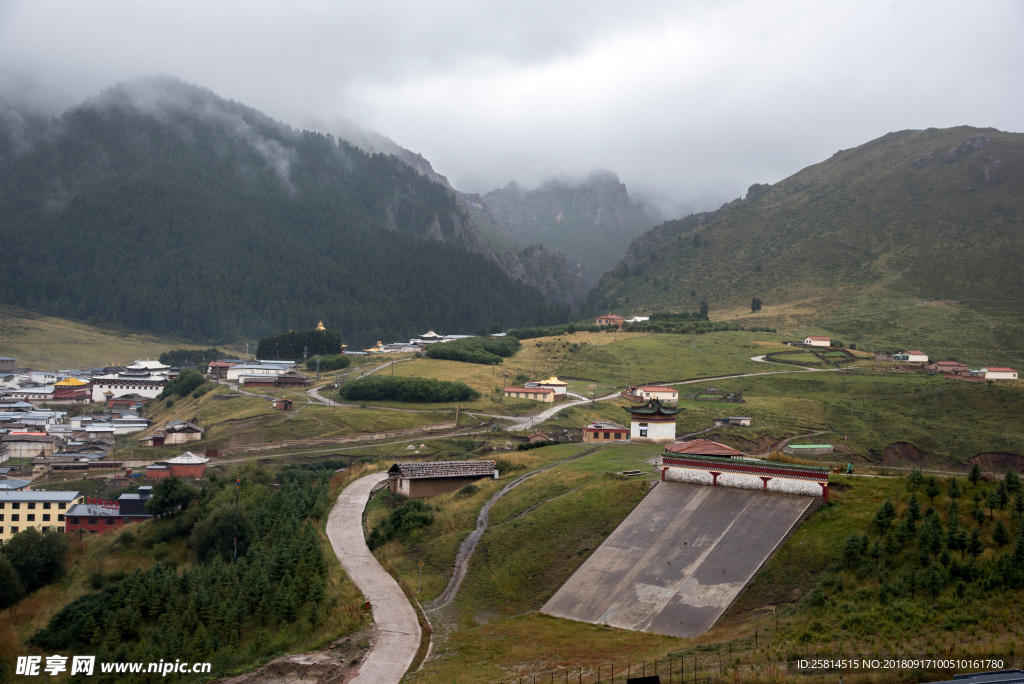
326;473;420;684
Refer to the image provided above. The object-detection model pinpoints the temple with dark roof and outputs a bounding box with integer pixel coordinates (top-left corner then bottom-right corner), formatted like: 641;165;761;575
622;398;683;443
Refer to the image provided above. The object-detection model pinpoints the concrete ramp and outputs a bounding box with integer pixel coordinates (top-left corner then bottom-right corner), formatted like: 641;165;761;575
542;481;812;638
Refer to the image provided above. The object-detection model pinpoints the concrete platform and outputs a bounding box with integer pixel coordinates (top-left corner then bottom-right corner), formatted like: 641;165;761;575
541;481;813;638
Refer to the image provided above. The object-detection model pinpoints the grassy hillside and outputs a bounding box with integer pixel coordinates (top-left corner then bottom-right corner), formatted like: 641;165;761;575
588;126;1024;363
387;442;1024;683
0;304;228;369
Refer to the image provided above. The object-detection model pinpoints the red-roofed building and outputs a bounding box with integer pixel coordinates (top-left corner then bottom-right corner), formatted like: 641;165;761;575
596;313;625;328
981;367;1018;381
802;336;830;347
503;386;556;403
664;439;743;458
926;360;968;373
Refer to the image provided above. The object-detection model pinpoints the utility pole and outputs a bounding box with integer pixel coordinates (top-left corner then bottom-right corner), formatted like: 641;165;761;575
233;478;240;565
303;346;309;362
315;356;321;382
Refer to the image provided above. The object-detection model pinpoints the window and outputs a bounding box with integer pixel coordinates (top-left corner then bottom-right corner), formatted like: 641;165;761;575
59;503;66;509
11;514;18;522
42;514;50;522
57;514;64;522
11;503;18;509
27;502;35;509
68;517;78;524
26;514;34;522
43;502;51;509
10;527;17;534
0;514;4;521
614;433;622;439
640;430;648;437
603;432;610;439
87;518;98;525
0;503;4;509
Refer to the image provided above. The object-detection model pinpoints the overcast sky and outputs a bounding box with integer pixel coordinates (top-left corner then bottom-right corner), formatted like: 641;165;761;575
1;0;1022;216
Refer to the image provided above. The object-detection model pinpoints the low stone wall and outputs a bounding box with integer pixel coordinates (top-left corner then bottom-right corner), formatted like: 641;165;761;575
217;421;457;457
662;454;830;501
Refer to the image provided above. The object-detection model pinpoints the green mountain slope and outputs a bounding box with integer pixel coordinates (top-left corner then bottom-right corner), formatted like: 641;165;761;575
587;126;1024;359
0;77;567;345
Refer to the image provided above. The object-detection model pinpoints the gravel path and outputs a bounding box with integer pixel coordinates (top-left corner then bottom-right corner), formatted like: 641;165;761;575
326;472;421;684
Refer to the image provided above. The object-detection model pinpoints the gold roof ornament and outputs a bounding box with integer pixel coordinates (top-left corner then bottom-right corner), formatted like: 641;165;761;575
315;320;326;331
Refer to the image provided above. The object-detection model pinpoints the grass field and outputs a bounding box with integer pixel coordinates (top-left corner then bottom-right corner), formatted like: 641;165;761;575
0;304;243;369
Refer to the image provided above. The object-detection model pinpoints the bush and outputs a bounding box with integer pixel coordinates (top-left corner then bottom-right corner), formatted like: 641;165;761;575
0;555;24;609
1;528;69;592
159;348;226;367
338;376;479;403
366;500;435;549
425;337;521;365
307;354;351;372
455;484;480;498
159;368;207;399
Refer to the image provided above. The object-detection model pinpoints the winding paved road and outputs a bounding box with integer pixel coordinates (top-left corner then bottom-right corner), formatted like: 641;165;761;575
326;472;420;684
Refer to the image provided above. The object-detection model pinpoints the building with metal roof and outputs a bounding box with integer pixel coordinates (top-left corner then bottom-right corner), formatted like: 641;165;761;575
388;459;497;498
0;490;83;539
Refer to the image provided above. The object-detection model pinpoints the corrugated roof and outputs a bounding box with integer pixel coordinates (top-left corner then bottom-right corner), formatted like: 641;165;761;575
504;386;553;394
389;460;496;480
1;434;55;443
0;490;81;502
982;367;1017;373
638;386;676;392
664;439;743;457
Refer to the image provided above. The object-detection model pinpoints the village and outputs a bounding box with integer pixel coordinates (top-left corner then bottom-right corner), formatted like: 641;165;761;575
0;316;1022;684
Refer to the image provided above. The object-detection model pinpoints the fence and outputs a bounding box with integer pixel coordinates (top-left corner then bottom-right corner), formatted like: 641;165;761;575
214;421;457;457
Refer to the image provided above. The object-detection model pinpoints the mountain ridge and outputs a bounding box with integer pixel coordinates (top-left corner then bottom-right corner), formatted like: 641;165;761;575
0;76;570;344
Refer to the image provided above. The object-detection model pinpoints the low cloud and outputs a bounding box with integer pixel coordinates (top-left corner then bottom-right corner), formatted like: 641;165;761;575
1;0;1022;215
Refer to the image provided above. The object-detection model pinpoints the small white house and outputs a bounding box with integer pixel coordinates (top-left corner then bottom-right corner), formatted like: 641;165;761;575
893;350;928;363
634;386;679;404
803;336;831;347
981;367;1018;381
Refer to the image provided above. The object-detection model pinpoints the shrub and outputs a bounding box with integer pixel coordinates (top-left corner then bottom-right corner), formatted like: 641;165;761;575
339;376;479;403
455;484;480;498
366;500;434;549
425;336;521;365
2;528;70;592
307;354;351;372
159;368;206;399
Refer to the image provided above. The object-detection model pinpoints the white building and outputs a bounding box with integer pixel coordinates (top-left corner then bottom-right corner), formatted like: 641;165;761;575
803;336;831;347
224;364;290;381
633;386;679;404
893;350;928;363
623;399;681;443
90;371;168;403
981;367;1018;381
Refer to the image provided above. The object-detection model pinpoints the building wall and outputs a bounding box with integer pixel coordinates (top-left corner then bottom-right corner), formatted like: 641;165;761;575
91;382;164;403
2;441;55;459
147;468;170;479
630;420;676;443
0;500;78;539
404;476;489;498
504;390;555;403
64;515;126;534
665;466;824;498
165;432;202;445
637;390;678;403
168;464;207;478
985;371;1018;380
582;430;628;443
803;338;830;347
